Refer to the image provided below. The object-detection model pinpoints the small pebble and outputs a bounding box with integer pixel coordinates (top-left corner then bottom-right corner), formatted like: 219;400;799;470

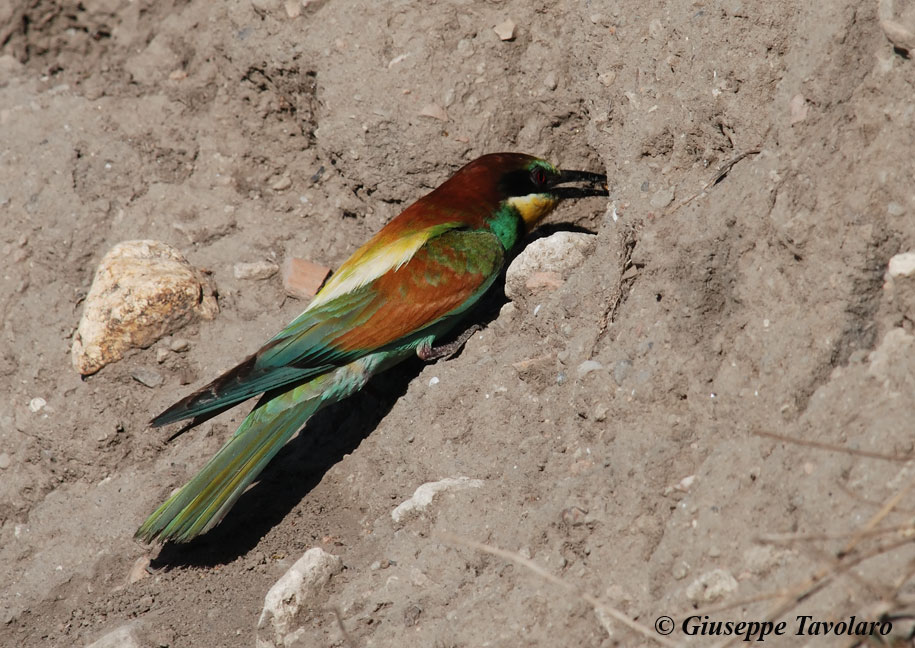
649;187;675;209
155;348;169;363
0;453;10;469
789;94;808;124
598;70;616;86
686;569;738;603
234;260;279;280
271;175;292;191
284;0;301;18
127;556;151;584
543;72;557;91
887;202;905;217
613;359;632;385
880;15;915;53
428;376;440;386
28;397;46;413
403;604;422;627
561;506;588;525
494;19;516;41
132;367;164;388
169;337;189;352
419;103;448;122
577;360;603;378
672;562;689;580
888;251;915;278
592;403;609;421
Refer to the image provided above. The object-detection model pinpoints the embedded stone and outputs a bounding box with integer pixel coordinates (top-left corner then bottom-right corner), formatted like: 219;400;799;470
72;240;218;375
505;232;596;300
256;548;343;648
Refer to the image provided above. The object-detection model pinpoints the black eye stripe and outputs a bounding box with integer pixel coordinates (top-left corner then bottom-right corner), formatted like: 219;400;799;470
530;167;547;187
499;168;550;197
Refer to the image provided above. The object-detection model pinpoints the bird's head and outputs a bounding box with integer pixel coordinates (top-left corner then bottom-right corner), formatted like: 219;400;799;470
440;153;608;239
495;153;609;233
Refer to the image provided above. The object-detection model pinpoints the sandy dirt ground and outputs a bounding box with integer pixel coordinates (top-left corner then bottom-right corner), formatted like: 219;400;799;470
2;0;915;646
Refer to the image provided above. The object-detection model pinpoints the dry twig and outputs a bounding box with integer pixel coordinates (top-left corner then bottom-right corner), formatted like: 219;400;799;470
753;428;913;462
664;149;762;218
435;530;679;647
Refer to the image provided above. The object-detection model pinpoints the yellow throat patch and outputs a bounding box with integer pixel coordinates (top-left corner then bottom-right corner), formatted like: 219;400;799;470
507;193;559;231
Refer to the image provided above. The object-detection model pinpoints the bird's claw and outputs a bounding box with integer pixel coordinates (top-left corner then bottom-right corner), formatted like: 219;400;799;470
416;324;483;362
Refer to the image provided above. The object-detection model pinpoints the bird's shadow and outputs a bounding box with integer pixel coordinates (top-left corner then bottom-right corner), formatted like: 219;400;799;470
534;222;595;238
148;356;423;569
148;222;592;568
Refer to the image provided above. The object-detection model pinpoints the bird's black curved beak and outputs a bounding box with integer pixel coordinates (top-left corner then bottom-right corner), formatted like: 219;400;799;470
552;169;609;199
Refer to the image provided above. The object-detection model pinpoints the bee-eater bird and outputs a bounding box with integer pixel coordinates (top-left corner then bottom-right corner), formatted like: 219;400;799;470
136;152;608;543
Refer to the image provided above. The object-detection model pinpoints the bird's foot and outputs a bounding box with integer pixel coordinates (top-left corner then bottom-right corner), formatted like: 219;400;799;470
416;324;483;362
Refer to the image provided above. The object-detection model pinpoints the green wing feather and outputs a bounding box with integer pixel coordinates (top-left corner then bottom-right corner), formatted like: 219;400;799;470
136;351;408;542
151;227;504;427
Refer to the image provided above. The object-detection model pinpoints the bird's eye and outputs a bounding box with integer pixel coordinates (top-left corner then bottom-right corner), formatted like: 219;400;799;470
530;167;548;188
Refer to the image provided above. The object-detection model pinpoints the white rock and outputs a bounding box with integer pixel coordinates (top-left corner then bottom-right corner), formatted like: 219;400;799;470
256;548;343;648
685;569;738;603
494;19;517;41
788;94;808;124
678;475;696;491
888;251;915;278
576;360;603;378
649;186;675;209
169;337;190;352
28;397;46;413
234;260;280;280
887;202;906;217
131;367;164;388
127;556;151;584
505;233;596;301
419;103;449;122
284;0;301;18
271;174;292;191
85;624;141;648
71;240;218;375
391;476;484;523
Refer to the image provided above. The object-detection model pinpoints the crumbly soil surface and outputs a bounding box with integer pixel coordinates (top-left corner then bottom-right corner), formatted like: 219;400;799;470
2;1;915;646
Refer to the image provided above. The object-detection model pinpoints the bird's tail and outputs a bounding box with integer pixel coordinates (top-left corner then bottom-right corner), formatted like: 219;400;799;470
136;354;393;543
